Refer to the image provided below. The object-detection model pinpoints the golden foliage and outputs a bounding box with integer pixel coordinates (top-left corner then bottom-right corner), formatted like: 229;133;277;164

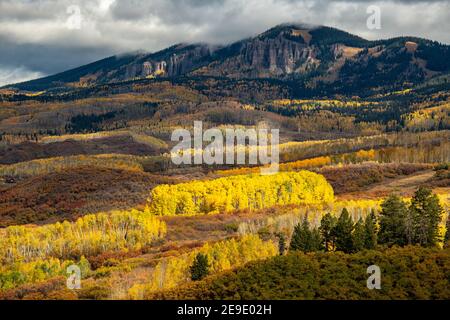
215;150;378;176
39;130;168;149
0;208;166;264
148;171;334;215
0;154;145;177
271;99;379;109
404;103;449;131
128;234;277;299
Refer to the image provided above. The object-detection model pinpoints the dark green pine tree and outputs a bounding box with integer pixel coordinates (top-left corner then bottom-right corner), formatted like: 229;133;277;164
190;253;210;281
310;228;324;252
334;208;354;253
379;194;409;247
352;217;366;252
289;216;322;252
319;212;337;252
289;217;311;252
409;187;444;247
364;210;378;249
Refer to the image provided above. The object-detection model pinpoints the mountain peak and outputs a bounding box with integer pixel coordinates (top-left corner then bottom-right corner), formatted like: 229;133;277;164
258;22;318;40
262;22;319;33
256;23;370;47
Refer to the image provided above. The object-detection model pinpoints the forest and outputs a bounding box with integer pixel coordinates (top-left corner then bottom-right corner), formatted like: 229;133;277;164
148;171;334;216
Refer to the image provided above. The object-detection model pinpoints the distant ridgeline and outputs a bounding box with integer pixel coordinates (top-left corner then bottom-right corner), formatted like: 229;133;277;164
4;24;450;97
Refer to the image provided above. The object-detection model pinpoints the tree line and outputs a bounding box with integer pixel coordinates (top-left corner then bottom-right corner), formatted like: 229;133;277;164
287;187;447;254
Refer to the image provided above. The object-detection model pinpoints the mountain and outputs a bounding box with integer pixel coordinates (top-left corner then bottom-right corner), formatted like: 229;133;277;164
5;23;450;93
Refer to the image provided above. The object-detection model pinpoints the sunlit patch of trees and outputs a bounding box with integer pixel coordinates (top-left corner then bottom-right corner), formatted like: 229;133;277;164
39;130;168;150
263;99;386;135
0;92;170;137
0;154;146;178
215;151;377;176
0;257;91;291
237;199;382;236
238;190;449;250
0;208;166;264
375;142;450;164
270;99;381;109
284;187;447;253
128;234;277;299
215;156;332;176
215;137;449;178
278;130;450;163
148;171;334;216
403;103;450;132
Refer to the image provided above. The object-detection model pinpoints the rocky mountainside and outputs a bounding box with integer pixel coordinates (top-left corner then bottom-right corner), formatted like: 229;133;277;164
6;24;450;93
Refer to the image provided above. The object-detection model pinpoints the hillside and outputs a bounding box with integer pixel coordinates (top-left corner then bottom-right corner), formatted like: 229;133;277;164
150;246;450;300
0;19;449;303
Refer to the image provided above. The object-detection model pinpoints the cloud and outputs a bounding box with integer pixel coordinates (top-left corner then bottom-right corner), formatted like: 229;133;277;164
0;0;449;86
0;66;44;87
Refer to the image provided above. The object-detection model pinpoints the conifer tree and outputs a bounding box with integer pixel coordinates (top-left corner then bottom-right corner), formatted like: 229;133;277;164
190;253;210;281
364;210;378;249
352;217;366;252
379;194;408;246
319;212;337;252
289;217;311;252
409;187;444;247
334;208;354;253
289;217;322;252
310;228;324;252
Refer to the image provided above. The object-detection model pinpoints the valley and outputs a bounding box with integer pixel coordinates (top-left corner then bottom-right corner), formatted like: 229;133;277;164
0;23;449;300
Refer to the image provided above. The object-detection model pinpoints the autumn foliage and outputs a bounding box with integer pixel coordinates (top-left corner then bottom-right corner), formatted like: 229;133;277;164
148;171;334;215
0;208;166;264
128;234;278;299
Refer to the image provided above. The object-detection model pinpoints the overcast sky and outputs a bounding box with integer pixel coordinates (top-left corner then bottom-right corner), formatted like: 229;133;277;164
0;0;449;86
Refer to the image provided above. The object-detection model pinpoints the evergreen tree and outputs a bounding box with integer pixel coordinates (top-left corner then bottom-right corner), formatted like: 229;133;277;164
364;210;378;249
352;217;366;252
190;253;210;281
409;187;444;247
289;217;311;252
334;208;354;253
290;217;322;252
379;194;408;246
319;212;337;252
310;228;324;252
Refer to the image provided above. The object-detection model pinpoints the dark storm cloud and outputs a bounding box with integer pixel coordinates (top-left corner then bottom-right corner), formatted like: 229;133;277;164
0;35;114;74
0;0;449;86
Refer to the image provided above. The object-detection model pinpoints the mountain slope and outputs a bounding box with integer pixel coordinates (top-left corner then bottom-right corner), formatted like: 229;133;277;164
5;24;450;92
8;44;215;92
